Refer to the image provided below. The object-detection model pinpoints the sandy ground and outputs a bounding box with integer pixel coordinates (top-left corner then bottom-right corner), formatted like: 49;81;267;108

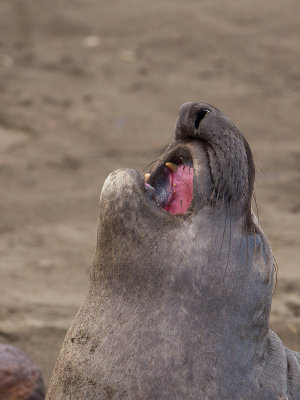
0;0;299;388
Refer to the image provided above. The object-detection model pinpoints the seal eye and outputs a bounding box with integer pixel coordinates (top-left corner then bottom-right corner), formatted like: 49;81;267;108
146;158;193;215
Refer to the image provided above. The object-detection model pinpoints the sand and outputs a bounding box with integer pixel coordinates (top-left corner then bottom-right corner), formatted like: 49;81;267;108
0;0;299;387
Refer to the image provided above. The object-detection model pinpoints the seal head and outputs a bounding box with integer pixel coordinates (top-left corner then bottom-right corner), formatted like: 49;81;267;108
46;103;300;400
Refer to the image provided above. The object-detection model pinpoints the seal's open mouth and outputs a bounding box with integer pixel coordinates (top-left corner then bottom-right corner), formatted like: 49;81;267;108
145;156;193;215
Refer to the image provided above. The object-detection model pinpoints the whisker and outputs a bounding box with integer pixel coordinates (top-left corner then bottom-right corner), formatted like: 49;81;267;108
218;196;228;261
222;206;232;281
252;187;260;223
143;144;170;172
272;255;278;293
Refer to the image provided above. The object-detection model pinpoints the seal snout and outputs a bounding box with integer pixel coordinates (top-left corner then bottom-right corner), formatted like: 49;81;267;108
174;102;254;209
175;102;211;140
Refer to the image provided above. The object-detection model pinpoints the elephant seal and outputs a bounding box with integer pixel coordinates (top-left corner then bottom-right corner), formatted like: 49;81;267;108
0;343;45;400
46;103;300;399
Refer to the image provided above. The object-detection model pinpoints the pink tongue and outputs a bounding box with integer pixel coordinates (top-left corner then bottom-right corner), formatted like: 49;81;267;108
163;164;193;214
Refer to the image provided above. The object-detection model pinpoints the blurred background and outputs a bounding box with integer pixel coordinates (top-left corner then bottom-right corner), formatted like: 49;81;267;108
0;0;299;387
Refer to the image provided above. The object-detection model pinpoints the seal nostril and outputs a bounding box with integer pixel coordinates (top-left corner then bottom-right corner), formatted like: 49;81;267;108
194;109;210;130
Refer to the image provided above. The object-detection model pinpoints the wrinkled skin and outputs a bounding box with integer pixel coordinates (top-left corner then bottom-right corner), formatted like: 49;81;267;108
46;103;300;400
